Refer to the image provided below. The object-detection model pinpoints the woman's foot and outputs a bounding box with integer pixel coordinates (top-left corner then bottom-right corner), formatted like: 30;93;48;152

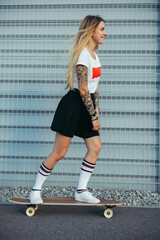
29;190;43;204
75;190;100;203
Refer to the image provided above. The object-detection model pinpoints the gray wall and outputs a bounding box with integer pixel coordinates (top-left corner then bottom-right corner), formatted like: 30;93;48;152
0;0;159;192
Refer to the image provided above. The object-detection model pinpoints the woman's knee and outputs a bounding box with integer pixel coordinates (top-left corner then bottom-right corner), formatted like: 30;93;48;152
90;141;101;156
50;150;66;162
95;142;101;154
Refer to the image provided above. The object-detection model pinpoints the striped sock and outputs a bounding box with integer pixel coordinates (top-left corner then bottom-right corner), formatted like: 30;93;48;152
32;163;52;191
77;159;95;192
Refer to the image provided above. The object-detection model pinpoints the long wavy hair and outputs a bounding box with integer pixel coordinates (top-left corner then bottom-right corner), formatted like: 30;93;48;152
65;15;105;90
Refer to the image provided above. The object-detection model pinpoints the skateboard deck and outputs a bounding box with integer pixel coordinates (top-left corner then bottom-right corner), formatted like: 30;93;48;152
9;197;123;219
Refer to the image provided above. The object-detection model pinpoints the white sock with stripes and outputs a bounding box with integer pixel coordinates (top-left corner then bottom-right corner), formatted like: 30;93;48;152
32;163;52;191
77;159;95;193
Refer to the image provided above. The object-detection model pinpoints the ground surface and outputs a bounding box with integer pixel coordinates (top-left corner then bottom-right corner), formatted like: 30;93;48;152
0;204;160;240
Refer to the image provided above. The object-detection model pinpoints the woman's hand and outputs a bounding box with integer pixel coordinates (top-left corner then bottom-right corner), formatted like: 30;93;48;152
95;107;99;117
92;109;101;131
92;118;101;131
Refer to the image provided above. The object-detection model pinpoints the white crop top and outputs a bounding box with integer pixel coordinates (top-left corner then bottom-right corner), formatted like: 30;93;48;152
73;47;101;93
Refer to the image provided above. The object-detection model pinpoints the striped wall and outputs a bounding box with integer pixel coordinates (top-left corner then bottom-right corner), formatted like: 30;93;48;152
0;0;159;192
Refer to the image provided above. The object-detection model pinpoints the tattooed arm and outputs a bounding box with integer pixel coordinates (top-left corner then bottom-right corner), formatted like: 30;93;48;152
92;86;99;115
76;65;101;131
76;65;95;116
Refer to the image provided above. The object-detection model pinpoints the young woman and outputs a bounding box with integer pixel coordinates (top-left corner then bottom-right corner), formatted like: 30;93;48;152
29;15;107;204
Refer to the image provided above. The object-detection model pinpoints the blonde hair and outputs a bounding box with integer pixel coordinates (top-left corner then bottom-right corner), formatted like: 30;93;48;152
65;15;105;90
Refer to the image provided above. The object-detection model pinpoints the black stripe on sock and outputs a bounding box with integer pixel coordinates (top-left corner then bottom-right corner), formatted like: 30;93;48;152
32;189;41;191
83;159;95;166
77;189;86;193
42;163;53;171
81;167;92;173
38;170;49;177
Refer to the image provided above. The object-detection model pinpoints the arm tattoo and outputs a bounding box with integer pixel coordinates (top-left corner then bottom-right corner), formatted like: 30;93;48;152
81;90;95;116
76;65;88;86
93;90;99;109
76;65;95;116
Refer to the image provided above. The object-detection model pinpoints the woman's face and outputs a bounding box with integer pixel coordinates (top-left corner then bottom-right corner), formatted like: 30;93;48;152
92;21;107;45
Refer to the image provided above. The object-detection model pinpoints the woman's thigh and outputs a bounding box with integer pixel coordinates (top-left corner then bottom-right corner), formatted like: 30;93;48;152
52;132;72;158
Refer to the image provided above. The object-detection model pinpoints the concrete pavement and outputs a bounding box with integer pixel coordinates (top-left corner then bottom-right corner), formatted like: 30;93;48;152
0;204;160;240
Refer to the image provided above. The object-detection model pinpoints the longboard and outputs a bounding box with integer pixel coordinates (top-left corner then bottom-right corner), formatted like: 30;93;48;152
9;197;123;219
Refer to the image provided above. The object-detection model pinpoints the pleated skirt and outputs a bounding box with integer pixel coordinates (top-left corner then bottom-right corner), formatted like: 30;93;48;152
50;88;99;139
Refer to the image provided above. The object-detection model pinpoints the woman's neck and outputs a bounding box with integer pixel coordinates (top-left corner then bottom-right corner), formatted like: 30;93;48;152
86;39;98;54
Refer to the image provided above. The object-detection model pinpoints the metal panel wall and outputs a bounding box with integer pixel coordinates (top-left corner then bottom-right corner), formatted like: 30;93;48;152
0;0;159;191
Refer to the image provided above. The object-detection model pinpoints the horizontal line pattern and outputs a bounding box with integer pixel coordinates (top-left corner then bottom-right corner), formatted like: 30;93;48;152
0;1;159;191
0;19;160;26
1;64;160;69
0;94;159;100
0;140;158;148
0;79;159;85
0;3;159;9
0;110;159;116
1;49;160;55
0;155;158;164
0;34;159;39
0;125;159;132
0;171;158;179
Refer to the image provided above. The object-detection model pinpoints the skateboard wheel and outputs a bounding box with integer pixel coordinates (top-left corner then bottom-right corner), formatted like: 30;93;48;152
26;207;35;217
104;209;113;219
34;205;38;211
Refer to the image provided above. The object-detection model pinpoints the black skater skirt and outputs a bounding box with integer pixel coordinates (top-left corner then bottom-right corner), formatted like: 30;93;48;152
50;88;99;139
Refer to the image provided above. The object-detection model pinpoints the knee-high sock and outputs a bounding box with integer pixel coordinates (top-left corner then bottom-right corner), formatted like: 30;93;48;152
32;163;52;191
77;159;95;192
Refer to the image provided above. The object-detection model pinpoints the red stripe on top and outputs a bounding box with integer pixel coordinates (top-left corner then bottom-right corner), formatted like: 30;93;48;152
40;165;51;174
92;66;101;79
82;162;95;169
